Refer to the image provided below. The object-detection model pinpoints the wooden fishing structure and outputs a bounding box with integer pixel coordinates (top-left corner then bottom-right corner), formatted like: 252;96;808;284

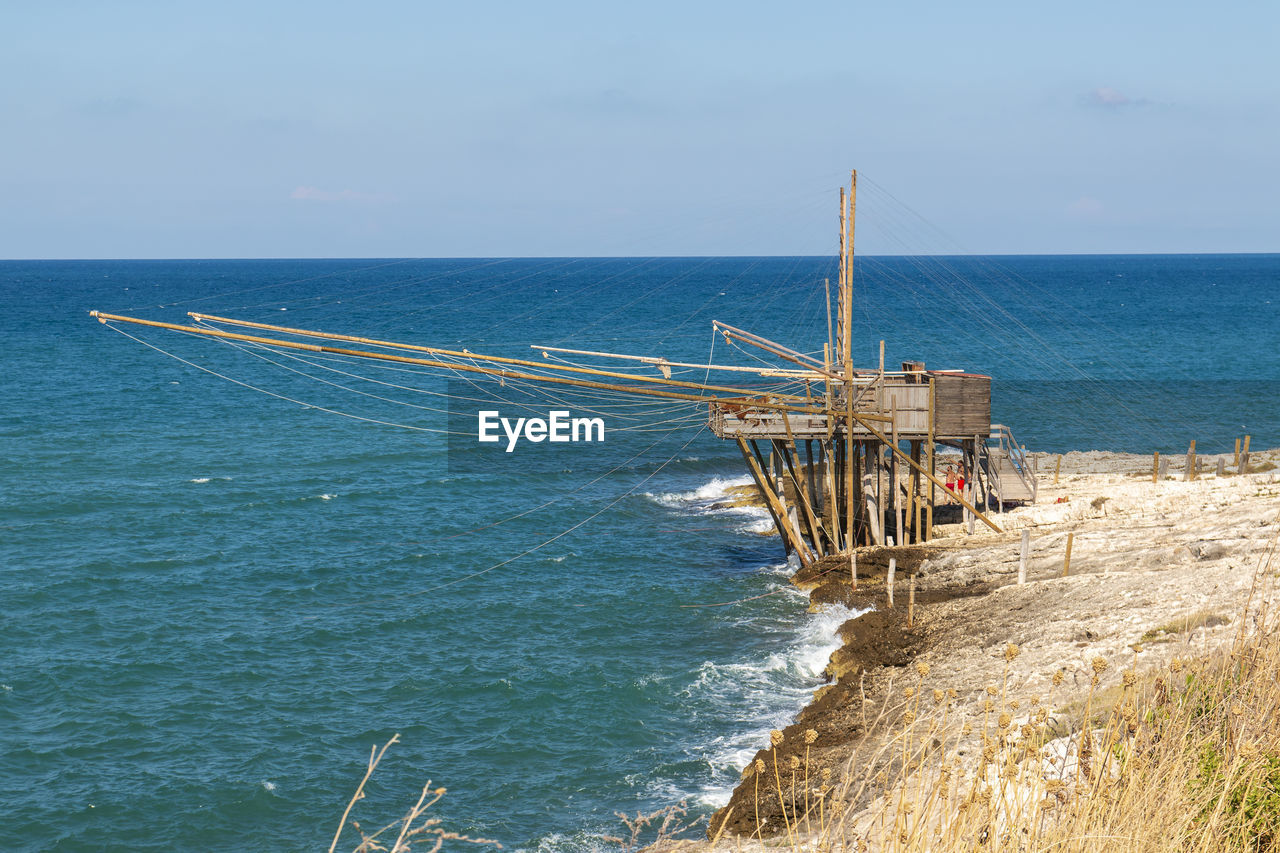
90;170;1035;568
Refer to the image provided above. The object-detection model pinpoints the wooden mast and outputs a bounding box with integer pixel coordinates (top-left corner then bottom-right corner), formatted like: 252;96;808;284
842;171;858;559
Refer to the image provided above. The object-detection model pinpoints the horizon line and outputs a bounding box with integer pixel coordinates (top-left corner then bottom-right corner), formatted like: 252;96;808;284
4;250;1280;262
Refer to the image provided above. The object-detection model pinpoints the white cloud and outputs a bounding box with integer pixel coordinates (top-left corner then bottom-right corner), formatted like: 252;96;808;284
1086;87;1150;109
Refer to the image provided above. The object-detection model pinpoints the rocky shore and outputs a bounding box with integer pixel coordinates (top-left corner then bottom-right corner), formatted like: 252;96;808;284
707;446;1280;841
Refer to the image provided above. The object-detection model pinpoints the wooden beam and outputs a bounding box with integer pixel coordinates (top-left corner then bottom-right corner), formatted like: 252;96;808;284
529;344;823;379
92;312;835;415
741;438;816;566
190;312;777;397
736;438;793;556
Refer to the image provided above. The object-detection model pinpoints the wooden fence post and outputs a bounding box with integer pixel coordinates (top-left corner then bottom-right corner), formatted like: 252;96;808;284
907;577;916;628
1152;451;1160;484
1062;532;1075;577
1018;529;1030;584
1185;440;1197;482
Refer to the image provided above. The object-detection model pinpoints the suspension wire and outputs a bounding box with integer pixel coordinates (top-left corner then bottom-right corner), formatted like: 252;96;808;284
104;323;463;434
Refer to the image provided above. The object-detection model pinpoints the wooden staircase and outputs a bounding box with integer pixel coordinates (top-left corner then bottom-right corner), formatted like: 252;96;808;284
981;424;1037;507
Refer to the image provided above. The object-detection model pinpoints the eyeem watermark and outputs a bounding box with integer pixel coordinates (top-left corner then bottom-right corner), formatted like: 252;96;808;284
478;409;605;452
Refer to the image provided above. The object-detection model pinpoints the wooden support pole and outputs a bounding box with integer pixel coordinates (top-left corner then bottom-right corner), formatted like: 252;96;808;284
824;440;842;552
891;399;902;548
1241;435;1252;474
844;171;856;375
805;441;821;525
1159;455;1169;480
853;441;864;546
887;558;896;608
1062;532;1075;577
845;391;857;554
1152;451;1160;484
738;438;815;566
781;417;819;541
907;577;916;629
775;437;828;556
1054;455;1061;485
910;440;922;544
824;279;834;366
1234;438;1241;468
966;481;976;535
1185;440;1197;482
865;489;883;547
1018;530;1030;584
926;377;935;542
737;439;789;553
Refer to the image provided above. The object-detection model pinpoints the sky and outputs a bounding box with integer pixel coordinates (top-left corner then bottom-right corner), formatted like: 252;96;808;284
3;1;1278;258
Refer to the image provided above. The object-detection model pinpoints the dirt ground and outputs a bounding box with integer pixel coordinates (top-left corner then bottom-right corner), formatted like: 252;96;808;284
708;447;1280;841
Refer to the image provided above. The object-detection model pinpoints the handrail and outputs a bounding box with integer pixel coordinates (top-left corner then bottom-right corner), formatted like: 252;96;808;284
986;424;1038;504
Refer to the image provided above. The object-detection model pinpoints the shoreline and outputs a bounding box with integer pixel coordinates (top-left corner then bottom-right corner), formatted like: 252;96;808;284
705;446;1280;840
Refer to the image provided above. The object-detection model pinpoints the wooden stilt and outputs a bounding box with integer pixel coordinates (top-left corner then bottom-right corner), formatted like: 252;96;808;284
891;400;903;547
853;441;864;546
739;437;814;565
910;440;922;544
774;438;827;555
845;395;857;555
825;439;842;552
926;377;936;542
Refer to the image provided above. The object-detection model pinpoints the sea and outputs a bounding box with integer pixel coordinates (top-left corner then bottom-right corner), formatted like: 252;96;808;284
2;255;1278;852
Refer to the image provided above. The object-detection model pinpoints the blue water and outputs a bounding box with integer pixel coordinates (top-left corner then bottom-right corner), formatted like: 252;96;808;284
2;255;1278;852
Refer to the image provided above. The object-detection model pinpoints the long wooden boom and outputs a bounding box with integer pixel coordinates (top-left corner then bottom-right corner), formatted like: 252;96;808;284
90;311;834;416
530;344;827;379
189;312;780;400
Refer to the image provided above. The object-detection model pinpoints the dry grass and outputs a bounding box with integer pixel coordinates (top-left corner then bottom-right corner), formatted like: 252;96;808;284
329;734;501;853
1140;610;1232;643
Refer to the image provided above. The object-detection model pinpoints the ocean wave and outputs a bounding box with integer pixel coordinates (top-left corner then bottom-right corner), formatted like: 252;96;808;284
678;600;870;807
515;830;614;853
646;474;754;509
739;514;775;535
